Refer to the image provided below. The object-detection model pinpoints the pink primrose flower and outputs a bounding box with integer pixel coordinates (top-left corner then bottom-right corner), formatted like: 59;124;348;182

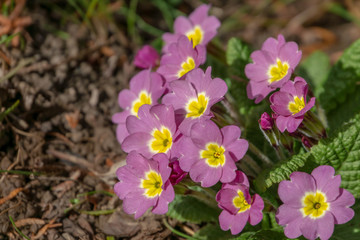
121;104;180;159
177;120;248;187
157;35;206;84
162;67;227;136
112;70;165;144
216;171;264;235
276;165;355;240
269;77;315;133
114;151;174;219
162;4;220;52
245;34;302;103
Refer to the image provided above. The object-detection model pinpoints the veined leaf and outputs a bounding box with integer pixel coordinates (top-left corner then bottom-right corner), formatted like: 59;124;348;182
167;195;219;224
311;113;360;197
254;151;312;191
225;38;256;114
226;37;251;79
297;51;330;97
326;85;360;133
319;39;360;114
193;224;233;240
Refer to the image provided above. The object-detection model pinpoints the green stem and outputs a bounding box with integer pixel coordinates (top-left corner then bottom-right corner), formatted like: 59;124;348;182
223;94;245;128
79;209;116;216
9;216;31;240
162;218;198;240
188;190;218;209
248;142;272;165
0;169;42;176
127;0;139;43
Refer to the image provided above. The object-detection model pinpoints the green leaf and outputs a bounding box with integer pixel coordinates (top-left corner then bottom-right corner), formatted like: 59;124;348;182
225;38;257;115
232;230;296;240
167;195;219;224
311;113;360;197
326;85;360;132
0;100;19;122
319;39;360;114
0;33;20;46
226;37;251;79
193;224;233;240
297;51;330;97
254;151;312;191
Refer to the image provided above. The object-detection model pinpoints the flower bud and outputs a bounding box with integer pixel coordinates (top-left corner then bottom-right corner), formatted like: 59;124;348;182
169;159;187;185
259;112;273;130
134;45;160;69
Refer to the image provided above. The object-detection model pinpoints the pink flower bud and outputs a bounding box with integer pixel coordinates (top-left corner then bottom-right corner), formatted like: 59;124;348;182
134;45;160;69
259;112;273;130
168;159;187;185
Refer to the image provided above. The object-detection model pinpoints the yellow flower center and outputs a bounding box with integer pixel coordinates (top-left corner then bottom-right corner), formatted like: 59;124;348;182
288;96;305;115
141;170;163;198
177;57;195;78
200;143;225;167
186;26;204;48
131;91;152;116
301;191;329;219
149;127;173;154
268;59;289;83
185;93;209;118
233;190;251;213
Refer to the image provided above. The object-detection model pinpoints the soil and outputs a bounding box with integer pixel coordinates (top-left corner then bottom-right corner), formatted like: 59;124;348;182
0;0;359;239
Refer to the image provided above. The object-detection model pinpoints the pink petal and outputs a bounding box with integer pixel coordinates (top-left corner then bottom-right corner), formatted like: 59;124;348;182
190;120;222;149
219;210;235;232
300;217;319;240
248;194;264;225
230;211;250;235
118;89;137;109
189;4;210;24
330;189;355;224
316;212;334;240
219;159;237;183
278;172;316;207
174;16;193;34
311;165;341;201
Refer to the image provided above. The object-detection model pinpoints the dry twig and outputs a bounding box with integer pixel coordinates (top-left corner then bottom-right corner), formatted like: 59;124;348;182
31;218;62;240
14;218;45;228
0;187;24;205
0;0;32;47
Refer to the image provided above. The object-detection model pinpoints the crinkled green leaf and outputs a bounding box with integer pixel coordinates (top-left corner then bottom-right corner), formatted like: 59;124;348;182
319;39;360;113
326;85;360;133
297;51;330;97
311;113;360;197
225;38;256;114
232;230;297;240
226;37;251;79
166;195;219;224
193;224;233;240
254;152;312;191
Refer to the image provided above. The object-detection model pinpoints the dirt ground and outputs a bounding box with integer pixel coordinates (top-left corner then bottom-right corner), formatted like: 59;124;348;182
0;0;359;239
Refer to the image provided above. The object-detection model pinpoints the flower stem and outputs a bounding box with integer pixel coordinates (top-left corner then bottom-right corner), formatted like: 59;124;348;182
162;218;197;240
248;142;272;165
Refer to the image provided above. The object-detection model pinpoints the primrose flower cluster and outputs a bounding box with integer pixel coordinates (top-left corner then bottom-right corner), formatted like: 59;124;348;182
246;36;355;239
113;4;263;235
112;4;356;240
245;35;326;151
